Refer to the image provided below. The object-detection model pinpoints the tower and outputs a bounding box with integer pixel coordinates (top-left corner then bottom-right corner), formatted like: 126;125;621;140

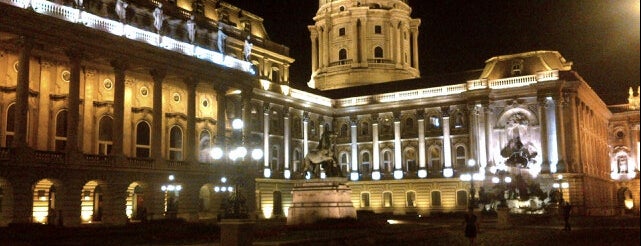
308;0;421;90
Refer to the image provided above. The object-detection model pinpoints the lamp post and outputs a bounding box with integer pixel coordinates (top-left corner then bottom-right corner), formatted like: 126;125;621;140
491;170;512;208
552;174;569;204
209;119;263;219
161;174;181;219
460;159;480;209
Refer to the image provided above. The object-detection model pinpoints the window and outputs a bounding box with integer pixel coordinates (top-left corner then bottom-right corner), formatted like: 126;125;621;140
456;146;466;169
55;110;68;152
453;112;464;129
271;146;280;171
271;67;280;83
4;104;15;147
361;152;371;175
98;116;113;155
340;152;349;174
169;126;183;160
293;149;302;172
429;115;440;129
360;193;370;207
198;130;212;162
457;190;468;207
309;121;316;137
406;191;416;207
339;49;347;61
374;47;383;58
405;148;417;173
382;150;393;173
428;147;441;175
360;122;369;136
431;191;441;206
511;60;523;76
338;27;346;36
374;25;382;34
135;121;151;158
273;191;283;216
404;118;413;131
383;192;393;207
617;155;628;173
340;123;348;137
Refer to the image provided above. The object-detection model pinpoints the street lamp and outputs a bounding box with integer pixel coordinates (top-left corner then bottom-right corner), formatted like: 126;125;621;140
552;174;569;203
491;169;512;208
209;119;263;219
161;174;182;219
460;159;481;209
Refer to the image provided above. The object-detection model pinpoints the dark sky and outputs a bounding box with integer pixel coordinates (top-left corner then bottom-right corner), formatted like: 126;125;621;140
225;0;640;105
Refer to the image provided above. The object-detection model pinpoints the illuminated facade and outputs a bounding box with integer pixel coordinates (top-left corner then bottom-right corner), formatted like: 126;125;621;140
0;0;638;227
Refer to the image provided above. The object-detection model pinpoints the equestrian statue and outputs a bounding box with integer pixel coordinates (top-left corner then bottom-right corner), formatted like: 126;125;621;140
301;130;343;178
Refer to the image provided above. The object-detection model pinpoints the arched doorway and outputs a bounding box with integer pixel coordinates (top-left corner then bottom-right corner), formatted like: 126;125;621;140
126;182;146;222
32;179;59;225
80;180;104;223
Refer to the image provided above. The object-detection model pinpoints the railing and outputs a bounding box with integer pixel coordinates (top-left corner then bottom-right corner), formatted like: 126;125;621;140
329;59;353;67
536;70;559;82
1;0;254;74
488;75;537;89
289;89;332;107
34;150;65;164
127;157;155;169
167;160;188;169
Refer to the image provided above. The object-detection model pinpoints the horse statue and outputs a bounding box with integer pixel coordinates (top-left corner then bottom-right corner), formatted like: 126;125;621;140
301;130;340;178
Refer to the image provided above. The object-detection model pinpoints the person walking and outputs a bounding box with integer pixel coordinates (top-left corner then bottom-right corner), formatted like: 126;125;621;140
562;200;573;231
463;207;479;245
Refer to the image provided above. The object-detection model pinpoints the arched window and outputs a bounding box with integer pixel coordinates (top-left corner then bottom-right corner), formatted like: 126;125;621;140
361;152;371;175
169;126;183;160
5;104;15;147
431;191;442;206
455;146;466;169
453;111;465;129
198;130;212;162
457;190;468;207
340;123;348;137
374;46;383;58
406;191;416;207
309;120;316;137
135;121;151;158
293;149;302;172
340;152;349;175
404;148;417;173
339;49;347;61
429;115;440;130
404;118;414;131
383;191;393;207
55;110;68;152
428;146;442;176
360;121;369;136
98;116;113;155
382;150;393;173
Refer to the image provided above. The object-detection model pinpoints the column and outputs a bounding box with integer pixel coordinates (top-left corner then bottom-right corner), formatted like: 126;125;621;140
372;118;380;180
417;111;427;178
13;36;33;149
393;113;403;179
263;104;270;178
390;22;397;65
555;96;567;172
350;118;358;181
241;88;252;141
215;85;227;148
283;107;291;179
65;48;82;158
567;92;579;173
351;19;359;64
484;106;494;168
303;112;309;157
537;97;550;173
468;105;478;163
310;32;318;71
394;21;402;67
359;19;367;65
411;27;419;70
110;59;128;157
186;78;197;162
546;98;559;172
442;108;453;177
151;69;166;161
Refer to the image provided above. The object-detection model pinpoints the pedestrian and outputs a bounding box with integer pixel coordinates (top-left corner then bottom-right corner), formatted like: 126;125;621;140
562;200;572;231
463;207;479;245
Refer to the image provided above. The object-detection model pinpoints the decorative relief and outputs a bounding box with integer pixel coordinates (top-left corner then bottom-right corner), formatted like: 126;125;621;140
61;70;71;82
103;79;113;90
140;86;149;97
172;92;181;103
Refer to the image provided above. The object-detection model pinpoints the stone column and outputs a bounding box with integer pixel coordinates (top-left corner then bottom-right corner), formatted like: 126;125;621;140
442;108;452;176
65;49;83;160
350;117;358;180
417;110;427;178
283;107;291;179
555;96;567;172
566;92;579;173
537;97;550;172
103;183;129;225
177;181;199;222
484;106;494;167
241;88;252;142
263;104;270;177
351;19;359;64
13;36;33;149
10;178;33;224
411;27;419;70
310;32;318;71
110;59;128;158
215;85;227;148
151;69;166;161
303;112;309;157
468;104;478;163
59;180;83;226
186;78;197;163
372;117;380;180
393;112;403;179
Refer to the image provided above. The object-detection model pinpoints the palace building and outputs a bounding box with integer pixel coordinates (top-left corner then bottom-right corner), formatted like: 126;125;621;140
0;0;638;226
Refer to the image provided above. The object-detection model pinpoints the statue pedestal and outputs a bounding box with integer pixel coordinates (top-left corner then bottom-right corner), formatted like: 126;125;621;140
220;219;254;246
496;207;511;229
287;178;357;225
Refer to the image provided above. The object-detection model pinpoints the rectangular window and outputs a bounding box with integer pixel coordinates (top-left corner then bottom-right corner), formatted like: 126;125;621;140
431;191;441;206
361;193;370;207
383;192;393;207
339;27;346;36
406;192;416;207
374;25;382;34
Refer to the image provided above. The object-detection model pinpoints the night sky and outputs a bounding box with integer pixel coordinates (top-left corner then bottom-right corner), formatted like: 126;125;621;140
225;0;640;105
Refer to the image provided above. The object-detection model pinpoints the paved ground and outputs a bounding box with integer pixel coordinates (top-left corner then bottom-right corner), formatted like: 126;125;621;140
1;214;639;245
